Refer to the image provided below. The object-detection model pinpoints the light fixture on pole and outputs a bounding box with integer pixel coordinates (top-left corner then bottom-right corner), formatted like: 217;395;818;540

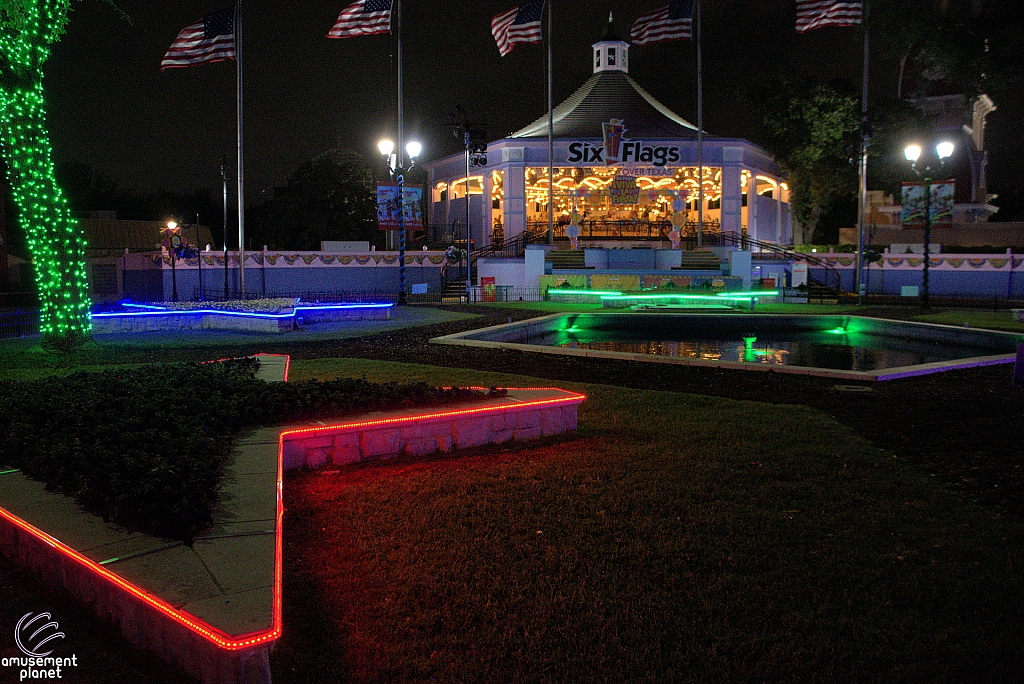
164;220;180;302
903;140;954;310
380;138;421;305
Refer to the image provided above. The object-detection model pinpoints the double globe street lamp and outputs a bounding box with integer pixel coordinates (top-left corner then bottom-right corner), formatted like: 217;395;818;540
378;139;422;305
904;141;954;309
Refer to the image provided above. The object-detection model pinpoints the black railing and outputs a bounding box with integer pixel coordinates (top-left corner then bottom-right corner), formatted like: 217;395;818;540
702;232;846;295
0;307;40;339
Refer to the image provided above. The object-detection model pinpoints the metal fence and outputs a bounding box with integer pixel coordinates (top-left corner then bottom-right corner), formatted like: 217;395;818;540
0;308;40;339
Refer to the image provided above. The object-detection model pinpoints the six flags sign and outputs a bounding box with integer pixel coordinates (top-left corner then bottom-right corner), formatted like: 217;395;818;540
566;119;682;167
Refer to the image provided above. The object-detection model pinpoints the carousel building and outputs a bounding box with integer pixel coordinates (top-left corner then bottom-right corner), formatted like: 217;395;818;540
425;19;793;252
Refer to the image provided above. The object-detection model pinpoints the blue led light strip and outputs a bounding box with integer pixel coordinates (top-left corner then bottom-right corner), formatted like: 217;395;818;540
92;303;394;321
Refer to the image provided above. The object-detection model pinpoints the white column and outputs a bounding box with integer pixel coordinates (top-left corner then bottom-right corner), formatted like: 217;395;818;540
745;171;758;240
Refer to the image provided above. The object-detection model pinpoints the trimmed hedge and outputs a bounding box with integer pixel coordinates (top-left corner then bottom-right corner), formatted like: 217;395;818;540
0;358;483;542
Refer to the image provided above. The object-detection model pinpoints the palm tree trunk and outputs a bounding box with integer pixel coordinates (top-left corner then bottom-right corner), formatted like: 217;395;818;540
0;80;91;348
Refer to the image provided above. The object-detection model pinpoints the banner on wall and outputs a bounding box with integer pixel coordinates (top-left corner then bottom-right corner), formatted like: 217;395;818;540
609;176;640;205
481;276;497;302
376;183;424;231
900;180;955;225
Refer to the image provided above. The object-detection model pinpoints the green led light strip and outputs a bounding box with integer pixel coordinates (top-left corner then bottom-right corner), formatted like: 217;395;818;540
547;289;622;297
1;2;92;349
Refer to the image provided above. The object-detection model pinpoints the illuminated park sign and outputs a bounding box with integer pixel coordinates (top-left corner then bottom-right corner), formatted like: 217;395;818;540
566;118;681;168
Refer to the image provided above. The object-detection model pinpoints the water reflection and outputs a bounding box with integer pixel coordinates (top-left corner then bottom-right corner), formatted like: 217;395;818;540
551;329;979;372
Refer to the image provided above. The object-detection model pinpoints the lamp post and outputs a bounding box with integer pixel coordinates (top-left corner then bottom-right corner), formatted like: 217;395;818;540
447;106;488;302
379;138;422;305
904;141;954;310
195;213;202;301
165;220;180;302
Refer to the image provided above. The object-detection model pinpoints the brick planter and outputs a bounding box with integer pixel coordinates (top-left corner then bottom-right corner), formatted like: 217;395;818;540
0;386;584;684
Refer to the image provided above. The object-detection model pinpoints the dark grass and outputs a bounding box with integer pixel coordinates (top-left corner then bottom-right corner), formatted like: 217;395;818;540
273;367;1024;684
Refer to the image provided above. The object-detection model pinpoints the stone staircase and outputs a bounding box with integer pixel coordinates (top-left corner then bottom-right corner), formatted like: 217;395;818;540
547;249;589;270
674;250;723;271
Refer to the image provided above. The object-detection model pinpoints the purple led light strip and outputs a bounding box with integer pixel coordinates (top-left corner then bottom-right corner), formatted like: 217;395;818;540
93;303;394;320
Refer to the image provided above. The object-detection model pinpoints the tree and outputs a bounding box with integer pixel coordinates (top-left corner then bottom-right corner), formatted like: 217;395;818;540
248;148;378;251
756;80;861;244
0;1;90;349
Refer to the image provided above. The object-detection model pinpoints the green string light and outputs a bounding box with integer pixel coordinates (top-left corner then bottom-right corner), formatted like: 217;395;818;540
1;1;91;349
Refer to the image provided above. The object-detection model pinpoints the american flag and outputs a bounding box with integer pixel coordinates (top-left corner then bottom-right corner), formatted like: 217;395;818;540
160;7;236;70
491;0;545;57
631;1;694;46
795;0;862;33
328;0;392;38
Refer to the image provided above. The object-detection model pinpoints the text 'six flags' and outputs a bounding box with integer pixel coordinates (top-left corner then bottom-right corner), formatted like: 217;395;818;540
631;0;694;46
491;0;545;57
328;0;393;38
161;7;235;70
795;0;862;32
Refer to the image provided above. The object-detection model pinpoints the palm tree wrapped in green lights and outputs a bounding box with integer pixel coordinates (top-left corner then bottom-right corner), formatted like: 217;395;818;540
0;0;91;350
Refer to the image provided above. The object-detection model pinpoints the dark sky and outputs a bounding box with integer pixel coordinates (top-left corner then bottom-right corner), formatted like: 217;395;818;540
45;1;1023;202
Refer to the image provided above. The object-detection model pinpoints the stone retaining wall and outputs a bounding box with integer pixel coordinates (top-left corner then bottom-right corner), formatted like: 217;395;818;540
281;390;583;470
0;507;274;684
91;306;391;335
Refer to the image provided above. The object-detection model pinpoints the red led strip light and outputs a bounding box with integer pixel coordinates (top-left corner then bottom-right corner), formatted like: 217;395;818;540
253;352;291;382
278;388;586;441
0;382;582;652
0;454;284;651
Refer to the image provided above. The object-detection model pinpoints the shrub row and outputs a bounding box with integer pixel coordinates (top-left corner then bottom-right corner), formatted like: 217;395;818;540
0;358;482;542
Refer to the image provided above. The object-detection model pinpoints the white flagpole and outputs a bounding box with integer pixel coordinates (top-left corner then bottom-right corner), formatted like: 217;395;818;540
396;0;407;304
236;0;246;297
696;0;703;247
547;0;554;244
856;0;870;303
397;0;404;170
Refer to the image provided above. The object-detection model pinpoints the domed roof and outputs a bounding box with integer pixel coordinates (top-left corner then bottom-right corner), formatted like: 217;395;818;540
509;70;699;139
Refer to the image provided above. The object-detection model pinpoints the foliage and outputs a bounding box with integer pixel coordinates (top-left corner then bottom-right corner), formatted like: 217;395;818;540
54;162;228;245
869;0;1023;100
248;148;379;251
756;80;861;244
0;358;483;541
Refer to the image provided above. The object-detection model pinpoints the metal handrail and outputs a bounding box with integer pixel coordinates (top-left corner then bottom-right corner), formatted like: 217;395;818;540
704;232;845;294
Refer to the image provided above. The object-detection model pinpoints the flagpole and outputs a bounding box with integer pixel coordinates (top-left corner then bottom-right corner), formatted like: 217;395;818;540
397;0;404;171
856;0;869;304
695;0;703;248
396;0;408;305
236;0;246;298
546;0;554;244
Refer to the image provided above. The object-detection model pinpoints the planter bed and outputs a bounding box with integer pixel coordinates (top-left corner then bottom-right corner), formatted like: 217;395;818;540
91;300;393;334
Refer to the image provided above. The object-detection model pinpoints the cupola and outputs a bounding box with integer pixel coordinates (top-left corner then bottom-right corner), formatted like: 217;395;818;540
593;12;629;74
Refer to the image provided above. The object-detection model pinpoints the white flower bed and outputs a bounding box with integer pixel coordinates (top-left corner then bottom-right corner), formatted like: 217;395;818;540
159;298;299;314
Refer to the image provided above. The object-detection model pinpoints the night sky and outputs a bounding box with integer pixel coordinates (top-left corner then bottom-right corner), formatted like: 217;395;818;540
44;1;1023;205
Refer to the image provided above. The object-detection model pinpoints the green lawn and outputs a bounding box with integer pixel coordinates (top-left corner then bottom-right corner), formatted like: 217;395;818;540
277;359;1024;683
